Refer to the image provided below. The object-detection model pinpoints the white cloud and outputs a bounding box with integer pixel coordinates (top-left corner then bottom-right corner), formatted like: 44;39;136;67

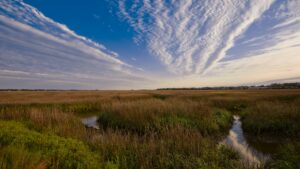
118;0;275;74
118;0;300;87
155;31;300;88
0;0;152;89
1;0;300;89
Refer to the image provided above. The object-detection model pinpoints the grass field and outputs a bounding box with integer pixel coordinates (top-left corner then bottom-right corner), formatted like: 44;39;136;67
0;90;299;169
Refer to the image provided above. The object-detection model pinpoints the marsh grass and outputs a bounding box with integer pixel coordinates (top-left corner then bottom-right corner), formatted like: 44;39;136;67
242;100;300;137
91;126;245;169
0;90;299;169
0;106;88;140
0;145;46;169
97;99;232;137
265;143;300;169
0;121;101;169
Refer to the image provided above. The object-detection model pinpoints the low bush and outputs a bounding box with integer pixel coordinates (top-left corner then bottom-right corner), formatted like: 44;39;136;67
0;121;101;169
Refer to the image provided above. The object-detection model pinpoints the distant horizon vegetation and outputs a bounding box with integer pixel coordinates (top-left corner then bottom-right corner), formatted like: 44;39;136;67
1;82;300;91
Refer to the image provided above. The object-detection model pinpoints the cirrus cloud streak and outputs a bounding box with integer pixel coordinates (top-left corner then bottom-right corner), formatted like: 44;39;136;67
0;0;153;89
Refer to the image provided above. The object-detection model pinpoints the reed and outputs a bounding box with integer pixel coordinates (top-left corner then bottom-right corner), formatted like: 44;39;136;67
242;100;300;137
0;90;299;169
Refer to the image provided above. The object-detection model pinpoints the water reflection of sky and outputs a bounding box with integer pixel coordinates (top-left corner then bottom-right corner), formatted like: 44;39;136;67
81;116;99;129
223;116;270;166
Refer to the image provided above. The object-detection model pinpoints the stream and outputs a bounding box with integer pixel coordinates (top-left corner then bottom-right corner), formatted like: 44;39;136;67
222;115;272;166
81;116;100;129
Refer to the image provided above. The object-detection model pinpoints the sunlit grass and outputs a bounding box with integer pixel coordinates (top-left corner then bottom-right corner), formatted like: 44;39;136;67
0;89;299;168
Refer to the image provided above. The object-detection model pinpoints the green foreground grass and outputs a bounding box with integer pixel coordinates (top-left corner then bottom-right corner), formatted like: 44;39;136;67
0;90;299;169
0;121;100;169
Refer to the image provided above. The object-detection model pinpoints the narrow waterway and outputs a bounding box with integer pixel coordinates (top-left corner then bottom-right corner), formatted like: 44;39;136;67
222;115;270;166
81;116;100;129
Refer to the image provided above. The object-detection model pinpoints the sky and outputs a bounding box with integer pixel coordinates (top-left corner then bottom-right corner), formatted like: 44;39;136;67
0;0;300;89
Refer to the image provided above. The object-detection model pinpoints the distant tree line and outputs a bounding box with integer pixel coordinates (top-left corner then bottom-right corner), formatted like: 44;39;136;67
0;82;299;91
157;82;300;90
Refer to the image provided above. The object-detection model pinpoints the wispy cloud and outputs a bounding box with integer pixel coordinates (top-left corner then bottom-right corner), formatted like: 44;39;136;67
118;0;275;74
0;0;151;89
117;0;300;87
1;0;300;89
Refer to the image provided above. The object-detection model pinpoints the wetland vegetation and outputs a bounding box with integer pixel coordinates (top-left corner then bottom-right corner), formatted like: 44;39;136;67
0;90;299;169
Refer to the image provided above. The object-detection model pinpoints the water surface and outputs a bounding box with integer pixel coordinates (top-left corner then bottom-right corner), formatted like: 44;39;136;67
81;116;100;129
222;116;270;166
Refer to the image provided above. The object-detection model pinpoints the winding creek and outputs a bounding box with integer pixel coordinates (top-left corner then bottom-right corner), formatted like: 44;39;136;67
221;116;271;166
81;116;100;130
81;115;279;166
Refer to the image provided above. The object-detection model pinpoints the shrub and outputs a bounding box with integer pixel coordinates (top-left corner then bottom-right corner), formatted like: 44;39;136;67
0;121;101;169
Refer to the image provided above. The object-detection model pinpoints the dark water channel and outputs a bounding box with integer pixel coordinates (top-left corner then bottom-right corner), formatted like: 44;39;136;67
222;115;281;166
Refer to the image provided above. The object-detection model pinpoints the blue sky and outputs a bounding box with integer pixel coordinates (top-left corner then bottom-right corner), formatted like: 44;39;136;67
22;0;162;71
0;0;300;89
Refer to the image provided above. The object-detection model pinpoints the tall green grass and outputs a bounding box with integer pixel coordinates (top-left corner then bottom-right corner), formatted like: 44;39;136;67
0;121;101;169
97;99;232;136
242;100;300;137
0;90;299;169
265;143;300;169
0;145;46;169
